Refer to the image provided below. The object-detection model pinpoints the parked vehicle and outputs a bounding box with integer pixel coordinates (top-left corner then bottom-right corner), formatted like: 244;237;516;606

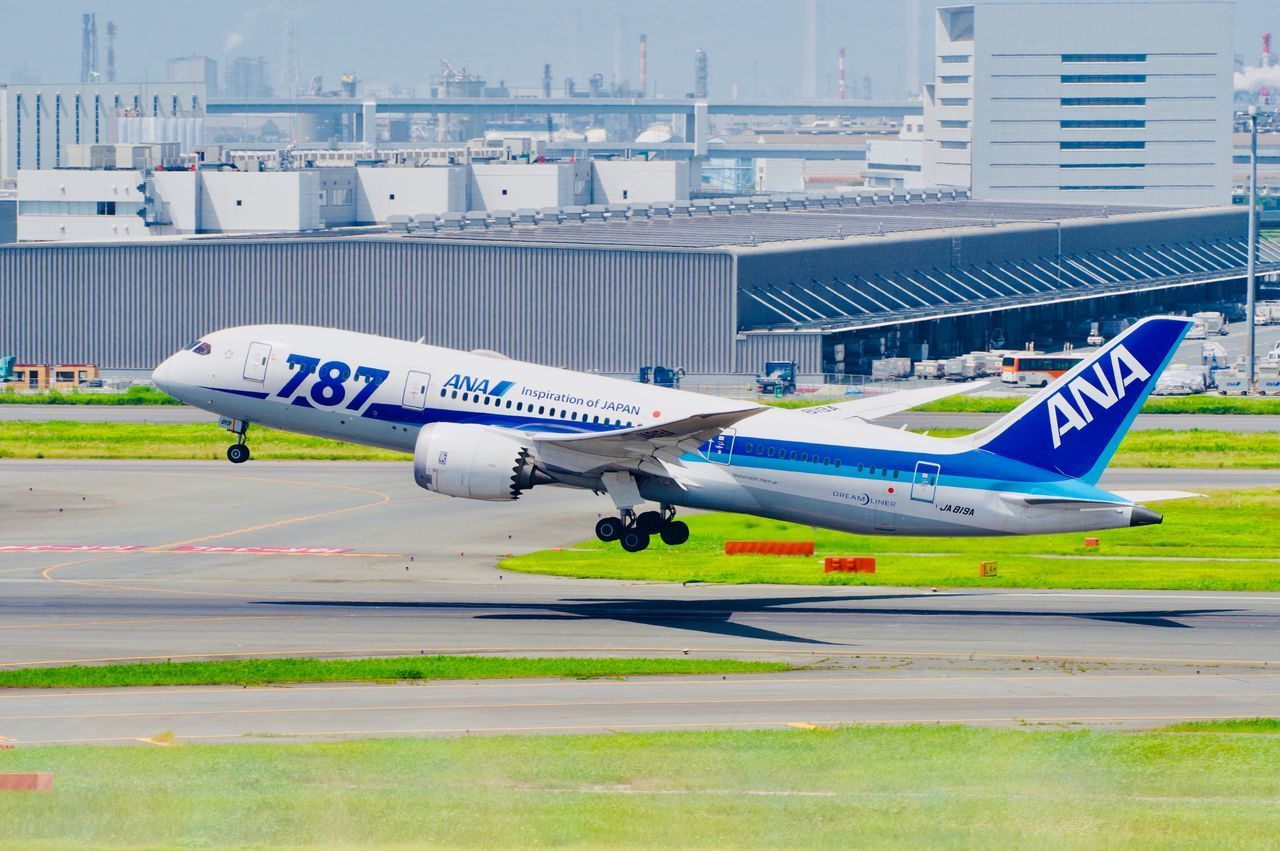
1001;354;1082;388
870;357;913;381
755;361;797;395
1153;368;1207;396
638;365;685;388
1192;311;1229;335
944;356;979;381
913;360;945;380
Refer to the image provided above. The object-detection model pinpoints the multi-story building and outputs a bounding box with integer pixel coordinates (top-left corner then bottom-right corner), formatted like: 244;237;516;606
167;55;218;96
0;82;207;179
923;2;1234;207
223;57;272;98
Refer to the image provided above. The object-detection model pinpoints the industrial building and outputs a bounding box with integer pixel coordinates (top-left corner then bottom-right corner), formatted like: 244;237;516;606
922;2;1235;207
0;82;207;179
2;195;1272;377
12;148;688;241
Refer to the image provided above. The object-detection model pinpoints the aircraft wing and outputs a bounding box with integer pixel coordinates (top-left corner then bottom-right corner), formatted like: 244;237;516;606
530;406;764;479
796;380;990;422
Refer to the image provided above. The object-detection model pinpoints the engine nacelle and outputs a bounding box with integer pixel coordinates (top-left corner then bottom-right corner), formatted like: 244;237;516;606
413;422;550;501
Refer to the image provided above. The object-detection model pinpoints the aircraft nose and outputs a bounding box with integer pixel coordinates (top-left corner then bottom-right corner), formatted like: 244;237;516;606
152;354;178;395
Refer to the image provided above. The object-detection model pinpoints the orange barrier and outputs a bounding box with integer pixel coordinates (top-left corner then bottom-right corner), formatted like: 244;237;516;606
0;774;53;792
979;561;999;577
724;540;815;556
1083;537;1100;548
824;557;876;573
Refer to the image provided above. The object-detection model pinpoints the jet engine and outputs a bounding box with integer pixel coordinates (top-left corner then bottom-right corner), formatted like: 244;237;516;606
413;422;551;501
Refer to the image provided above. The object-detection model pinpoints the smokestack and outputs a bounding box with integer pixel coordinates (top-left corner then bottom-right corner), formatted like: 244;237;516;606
1264;34;1273;103
803;0;817;98
639;34;648;97
838;47;846;100
105;21;117;83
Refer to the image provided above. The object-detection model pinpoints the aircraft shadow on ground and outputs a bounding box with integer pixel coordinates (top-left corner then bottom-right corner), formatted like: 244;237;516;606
257;594;1240;645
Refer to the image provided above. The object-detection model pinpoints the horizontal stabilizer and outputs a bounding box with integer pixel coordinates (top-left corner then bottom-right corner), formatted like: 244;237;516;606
800;380;989;421
1110;490;1204;503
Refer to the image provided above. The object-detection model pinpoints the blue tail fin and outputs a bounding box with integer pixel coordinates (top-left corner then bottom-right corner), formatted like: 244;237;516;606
971;316;1192;483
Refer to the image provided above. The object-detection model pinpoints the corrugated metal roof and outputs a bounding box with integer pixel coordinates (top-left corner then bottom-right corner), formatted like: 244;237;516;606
403;199;1168;249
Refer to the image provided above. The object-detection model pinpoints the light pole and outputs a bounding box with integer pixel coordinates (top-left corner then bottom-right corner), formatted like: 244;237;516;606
1246;106;1259;393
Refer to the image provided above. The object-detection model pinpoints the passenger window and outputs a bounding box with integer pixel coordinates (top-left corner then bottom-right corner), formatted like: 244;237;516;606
893;470;900;479
483;396;490;406
800;452;808;463
516;402;523;411
506;400;512;409
570;412;577;421
767;447;775;458
592;415;599;424
538;406;545;415
789;451;797;461
823;457;830;465
462;393;469;402
439;389;445;397
451;391;458;399
857;464;864;472
834;459;841;468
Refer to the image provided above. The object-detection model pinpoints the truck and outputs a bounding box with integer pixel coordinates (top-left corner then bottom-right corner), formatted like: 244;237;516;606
0;356;14;383
870;357;912;381
637;365;685;389
756;361;797;395
1256;302;1280;326
1191;311;1229;336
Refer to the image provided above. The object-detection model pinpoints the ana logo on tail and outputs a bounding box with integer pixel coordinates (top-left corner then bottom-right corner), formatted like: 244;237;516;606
1047;344;1150;448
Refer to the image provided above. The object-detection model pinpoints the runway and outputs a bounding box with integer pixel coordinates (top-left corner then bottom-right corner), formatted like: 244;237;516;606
1;459;1277;744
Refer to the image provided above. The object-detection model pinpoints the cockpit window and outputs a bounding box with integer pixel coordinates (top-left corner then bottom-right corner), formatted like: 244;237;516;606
184;340;212;356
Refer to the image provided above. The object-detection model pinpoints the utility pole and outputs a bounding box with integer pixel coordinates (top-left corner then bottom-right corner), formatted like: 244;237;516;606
1247;106;1259;394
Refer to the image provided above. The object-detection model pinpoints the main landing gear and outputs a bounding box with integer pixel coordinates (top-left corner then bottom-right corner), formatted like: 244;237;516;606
595;471;688;553
595;505;690;553
222;417;251;464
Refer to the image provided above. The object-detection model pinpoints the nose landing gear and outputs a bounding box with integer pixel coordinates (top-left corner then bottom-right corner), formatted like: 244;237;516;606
221;417;251;464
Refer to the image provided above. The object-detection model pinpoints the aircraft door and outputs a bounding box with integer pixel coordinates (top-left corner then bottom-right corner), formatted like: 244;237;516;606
707;429;736;465
243;342;271;382
911;461;941;503
402;371;432;410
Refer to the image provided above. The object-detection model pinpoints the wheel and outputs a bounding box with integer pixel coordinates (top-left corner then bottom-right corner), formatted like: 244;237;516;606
619;529;650;553
226;443;250;464
635;510;664;534
659;520;690;546
595;516;624;542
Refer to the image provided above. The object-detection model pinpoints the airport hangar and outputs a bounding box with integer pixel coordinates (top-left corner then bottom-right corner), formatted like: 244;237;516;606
2;194;1274;378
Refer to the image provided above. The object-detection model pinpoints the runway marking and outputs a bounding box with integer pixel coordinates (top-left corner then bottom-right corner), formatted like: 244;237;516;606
37;472;396;598
10;713;1278;745
1002;592;1280;603
0;545;145;553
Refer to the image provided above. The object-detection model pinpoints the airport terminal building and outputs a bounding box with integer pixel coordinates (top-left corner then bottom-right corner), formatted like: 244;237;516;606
1;194;1272;377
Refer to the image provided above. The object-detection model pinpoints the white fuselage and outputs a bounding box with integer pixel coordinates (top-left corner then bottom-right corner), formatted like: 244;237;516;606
154;325;1147;538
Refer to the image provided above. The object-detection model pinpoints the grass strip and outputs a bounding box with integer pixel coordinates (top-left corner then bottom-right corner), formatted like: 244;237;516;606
1160;718;1280;734
504;489;1280;591
0;387;181;405
0;655;786;689
768;395;1280;414
0;726;1277;847
0;422;1274;467
0;421;409;460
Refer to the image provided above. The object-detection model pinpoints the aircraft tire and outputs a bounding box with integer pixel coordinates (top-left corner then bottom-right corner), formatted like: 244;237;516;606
635;510;664;534
659;520;690;546
227;444;251;464
619;529;650;553
595;517;624;542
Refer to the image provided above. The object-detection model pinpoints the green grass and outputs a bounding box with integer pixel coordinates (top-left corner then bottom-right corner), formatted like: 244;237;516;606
919;428;1280;469
1161;718;1280;734
1;726;1277;847
0;655;787;689
0;422;1274;466
0;421;409;460
504;489;1280;591
768;395;1280;414
0;386;181;405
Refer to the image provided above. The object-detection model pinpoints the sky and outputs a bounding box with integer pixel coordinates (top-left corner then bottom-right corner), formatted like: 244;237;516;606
2;0;1278;99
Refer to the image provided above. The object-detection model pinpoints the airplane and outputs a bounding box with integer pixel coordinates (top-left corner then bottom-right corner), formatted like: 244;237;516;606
152;315;1197;553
